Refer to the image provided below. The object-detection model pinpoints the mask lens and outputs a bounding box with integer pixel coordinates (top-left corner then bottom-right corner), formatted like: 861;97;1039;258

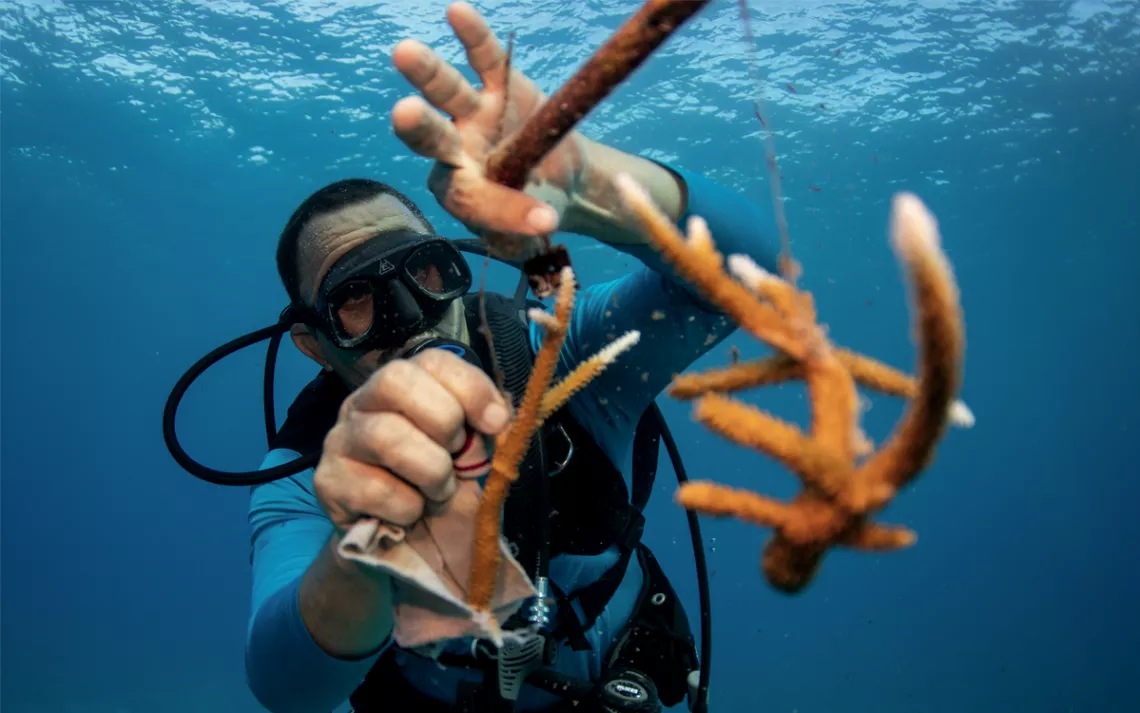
329;279;375;339
405;242;470;298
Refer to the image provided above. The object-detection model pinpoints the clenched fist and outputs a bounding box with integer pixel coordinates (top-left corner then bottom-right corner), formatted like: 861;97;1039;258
314;348;510;535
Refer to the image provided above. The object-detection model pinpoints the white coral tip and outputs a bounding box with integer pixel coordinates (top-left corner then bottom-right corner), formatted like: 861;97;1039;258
527;309;560;330
727;253;777;292
949;400;975;428
890;192;942;257
596;330;641;364
686;215;713;250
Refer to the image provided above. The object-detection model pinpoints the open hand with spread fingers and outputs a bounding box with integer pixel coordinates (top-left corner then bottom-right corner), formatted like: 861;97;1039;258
390;1;585;243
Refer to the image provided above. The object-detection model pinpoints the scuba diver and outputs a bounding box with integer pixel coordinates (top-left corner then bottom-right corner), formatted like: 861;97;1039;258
162;4;781;712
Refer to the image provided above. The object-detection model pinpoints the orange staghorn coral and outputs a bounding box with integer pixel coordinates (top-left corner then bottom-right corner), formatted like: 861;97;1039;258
468;266;640;641
669;349;974;429
613;172;973;593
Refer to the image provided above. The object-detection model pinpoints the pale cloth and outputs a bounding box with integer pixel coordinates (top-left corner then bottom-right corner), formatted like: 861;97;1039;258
336;432;536;649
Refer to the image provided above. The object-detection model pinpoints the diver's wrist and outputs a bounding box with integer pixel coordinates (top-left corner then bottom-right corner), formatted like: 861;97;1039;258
560;136;686;245
300;536;394;659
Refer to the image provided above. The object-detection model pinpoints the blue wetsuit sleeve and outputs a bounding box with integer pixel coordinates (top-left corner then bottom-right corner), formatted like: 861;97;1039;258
542;163;781;464
244;449;382;713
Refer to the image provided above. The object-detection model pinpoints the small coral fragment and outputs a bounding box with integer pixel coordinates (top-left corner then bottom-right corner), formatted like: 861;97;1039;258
468;268;641;629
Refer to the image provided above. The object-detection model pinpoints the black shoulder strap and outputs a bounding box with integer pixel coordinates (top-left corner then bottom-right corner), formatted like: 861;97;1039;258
268;370;349;456
546;406;662;650
630;405;662;512
461;291;540;406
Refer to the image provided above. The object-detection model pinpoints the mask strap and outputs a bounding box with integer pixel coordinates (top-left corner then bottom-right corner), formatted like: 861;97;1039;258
450;238;532;312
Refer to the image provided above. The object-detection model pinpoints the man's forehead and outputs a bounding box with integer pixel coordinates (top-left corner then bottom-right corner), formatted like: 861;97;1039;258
299;193;427;299
302;194;423;255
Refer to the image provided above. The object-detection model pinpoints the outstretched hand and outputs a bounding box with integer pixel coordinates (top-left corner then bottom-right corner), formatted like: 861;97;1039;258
390;1;584;240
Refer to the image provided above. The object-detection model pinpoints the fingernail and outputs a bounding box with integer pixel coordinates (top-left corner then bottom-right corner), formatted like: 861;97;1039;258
481;401;510;432
526;205;558;233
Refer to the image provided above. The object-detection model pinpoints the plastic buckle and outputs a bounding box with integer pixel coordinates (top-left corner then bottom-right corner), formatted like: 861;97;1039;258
497;631;547;702
548;422;574;477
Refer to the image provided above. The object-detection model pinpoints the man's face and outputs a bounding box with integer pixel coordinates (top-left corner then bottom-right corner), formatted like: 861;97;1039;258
291;193;468;388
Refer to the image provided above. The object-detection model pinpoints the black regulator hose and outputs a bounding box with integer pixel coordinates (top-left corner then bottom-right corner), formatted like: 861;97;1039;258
162;320;316;486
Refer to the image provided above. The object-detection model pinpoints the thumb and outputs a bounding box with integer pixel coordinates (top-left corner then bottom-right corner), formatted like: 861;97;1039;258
440;174;561;237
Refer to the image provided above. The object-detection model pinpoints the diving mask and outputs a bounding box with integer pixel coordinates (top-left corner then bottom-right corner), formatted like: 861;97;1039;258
298;230;473;352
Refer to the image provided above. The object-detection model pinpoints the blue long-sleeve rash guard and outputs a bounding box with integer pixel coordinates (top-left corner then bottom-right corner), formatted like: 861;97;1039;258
245;165;780;713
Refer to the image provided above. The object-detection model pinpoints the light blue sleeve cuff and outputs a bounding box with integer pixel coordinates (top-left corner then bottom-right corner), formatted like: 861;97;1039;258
672;163;782;273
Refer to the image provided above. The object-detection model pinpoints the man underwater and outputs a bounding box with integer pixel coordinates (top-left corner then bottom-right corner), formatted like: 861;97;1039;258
244;3;781;712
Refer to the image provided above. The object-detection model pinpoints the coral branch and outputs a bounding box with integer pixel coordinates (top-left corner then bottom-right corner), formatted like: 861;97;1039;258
615;174;802;357
693;393;850;499
669;349;973;428
855;193;966;502
674;481;796;530
727;253;812;323
841;522;917;551
480;0;715;297
802;351;860;461
668;354;800;399
485;0;714;190
539;330;641;421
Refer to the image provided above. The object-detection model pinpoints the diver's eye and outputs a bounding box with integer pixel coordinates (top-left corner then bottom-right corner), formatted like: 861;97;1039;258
411;264;445;294
333;282;375;338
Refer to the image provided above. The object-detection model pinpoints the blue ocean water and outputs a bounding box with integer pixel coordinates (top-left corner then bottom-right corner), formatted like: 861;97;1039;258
2;1;1137;712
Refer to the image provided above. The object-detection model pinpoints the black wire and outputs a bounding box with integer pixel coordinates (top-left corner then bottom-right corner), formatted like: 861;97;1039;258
263;329;285;446
655;403;712;713
162;321;317;486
